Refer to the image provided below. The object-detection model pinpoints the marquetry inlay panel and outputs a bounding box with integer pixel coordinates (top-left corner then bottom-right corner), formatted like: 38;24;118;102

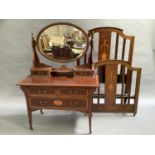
98;31;111;61
105;64;117;105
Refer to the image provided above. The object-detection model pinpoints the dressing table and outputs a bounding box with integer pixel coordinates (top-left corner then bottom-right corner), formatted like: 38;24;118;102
17;22;98;133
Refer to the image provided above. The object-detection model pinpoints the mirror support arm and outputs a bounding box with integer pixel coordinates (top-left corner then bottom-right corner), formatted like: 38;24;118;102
31;33;40;67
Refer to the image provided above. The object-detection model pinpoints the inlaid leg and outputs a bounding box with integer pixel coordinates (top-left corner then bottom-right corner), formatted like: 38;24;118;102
27;108;33;130
85;113;93;117
88;99;92;134
20;87;33;130
88;89;95;134
88;113;92;134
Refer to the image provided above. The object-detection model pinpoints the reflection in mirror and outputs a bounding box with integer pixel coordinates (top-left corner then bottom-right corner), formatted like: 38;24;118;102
37;23;88;62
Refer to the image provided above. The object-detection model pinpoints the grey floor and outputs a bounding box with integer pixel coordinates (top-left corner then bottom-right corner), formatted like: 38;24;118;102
0;96;155;135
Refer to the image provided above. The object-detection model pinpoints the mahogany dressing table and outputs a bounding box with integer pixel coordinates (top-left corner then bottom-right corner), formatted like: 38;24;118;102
17;22;98;133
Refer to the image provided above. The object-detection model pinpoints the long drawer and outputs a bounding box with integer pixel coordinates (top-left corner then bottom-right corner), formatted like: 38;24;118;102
30;98;87;109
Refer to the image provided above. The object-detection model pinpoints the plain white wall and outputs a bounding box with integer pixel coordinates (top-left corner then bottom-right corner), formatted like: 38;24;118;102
0;19;155;102
151;20;155;50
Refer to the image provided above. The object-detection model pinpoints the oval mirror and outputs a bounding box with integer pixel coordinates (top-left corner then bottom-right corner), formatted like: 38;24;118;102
36;22;89;63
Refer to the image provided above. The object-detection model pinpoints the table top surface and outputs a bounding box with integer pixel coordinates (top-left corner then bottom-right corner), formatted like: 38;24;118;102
18;75;99;87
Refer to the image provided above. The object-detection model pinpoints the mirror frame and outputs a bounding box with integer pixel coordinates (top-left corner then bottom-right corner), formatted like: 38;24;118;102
36;22;89;63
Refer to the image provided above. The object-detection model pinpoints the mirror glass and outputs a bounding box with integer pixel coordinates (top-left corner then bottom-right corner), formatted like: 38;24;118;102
36;23;88;63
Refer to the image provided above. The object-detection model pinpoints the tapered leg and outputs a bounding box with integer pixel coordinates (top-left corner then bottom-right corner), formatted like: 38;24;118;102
88;89;95;134
27;108;33;130
88;112;92;134
21;87;33;130
26;100;33;130
40;109;44;115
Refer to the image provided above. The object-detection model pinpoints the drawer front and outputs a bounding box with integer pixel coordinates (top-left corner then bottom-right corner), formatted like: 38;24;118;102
29;87;59;96
75;71;94;77
30;98;87;108
60;88;87;96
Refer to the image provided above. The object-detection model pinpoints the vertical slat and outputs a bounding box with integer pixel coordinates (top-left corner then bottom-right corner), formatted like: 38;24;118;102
114;33;119;59
98;31;111;61
119;38;126;79
122;38;126;60
32;34;40;67
125;69;132;94
88;33;94;65
121;65;125;104
97;87;100;105
128;37;135;64
84;53;87;64
98;31;111;84
105;64;117;105
77;59;80;66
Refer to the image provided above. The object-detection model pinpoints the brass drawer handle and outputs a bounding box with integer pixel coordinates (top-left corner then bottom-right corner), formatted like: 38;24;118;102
69;90;72;94
43;89;47;93
53;100;63;106
39;100;47;106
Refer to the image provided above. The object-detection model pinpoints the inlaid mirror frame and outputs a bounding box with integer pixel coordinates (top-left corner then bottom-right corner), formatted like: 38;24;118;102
36;22;89;63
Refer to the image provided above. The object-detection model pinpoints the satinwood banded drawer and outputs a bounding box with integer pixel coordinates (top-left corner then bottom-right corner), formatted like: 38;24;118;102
30;98;87;108
60;88;87;96
29;87;59;96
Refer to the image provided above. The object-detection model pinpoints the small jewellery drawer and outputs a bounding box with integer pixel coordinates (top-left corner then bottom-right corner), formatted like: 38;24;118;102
30;98;87;108
29;87;59;96
60;88;87;96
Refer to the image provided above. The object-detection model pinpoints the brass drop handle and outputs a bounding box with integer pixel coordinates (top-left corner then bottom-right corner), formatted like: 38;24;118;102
53;100;63;106
43;89;47;93
40;100;47;106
